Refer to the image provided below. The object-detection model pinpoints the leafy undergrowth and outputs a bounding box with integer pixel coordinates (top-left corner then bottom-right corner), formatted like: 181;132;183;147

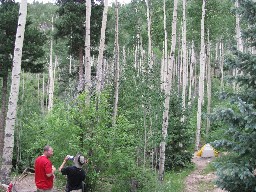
158;166;195;192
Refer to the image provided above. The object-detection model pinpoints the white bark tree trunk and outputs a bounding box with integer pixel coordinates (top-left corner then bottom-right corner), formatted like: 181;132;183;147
236;0;243;53
159;0;178;181
145;0;153;70
188;41;195;107
113;0;120;126
0;0;27;183
220;41;224;90
48;16;54;111
96;0;108;94
195;0;206;151
206;30;211;136
163;0;168;92
233;0;243;91
53;55;57;93
181;0;187;121
84;0;92;102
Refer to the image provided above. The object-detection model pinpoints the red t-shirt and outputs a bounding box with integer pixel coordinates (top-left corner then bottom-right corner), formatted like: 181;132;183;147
34;155;54;190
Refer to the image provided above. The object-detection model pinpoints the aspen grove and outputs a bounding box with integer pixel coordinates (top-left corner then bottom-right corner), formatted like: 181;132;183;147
0;0;255;191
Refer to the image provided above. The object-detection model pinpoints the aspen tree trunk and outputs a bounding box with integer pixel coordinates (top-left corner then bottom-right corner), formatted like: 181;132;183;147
179;45;183;90
159;0;178;181
77;47;84;93
192;52;197;101
139;36;144;73
145;0;153;70
188;41;195;107
163;0;168;91
37;74;39;104
48;16;54;111
181;0;187;120
234;0;243;91
102;58;107;88
143;106;147;170
220;41;224;90
0;0;27;183
96;0;108;94
206;30;211;136
69;55;72;74
160;43;166;91
214;43;218;77
84;0;91;102
195;0;206;151
41;73;45;113
113;0;120;126
236;0;243;53
53;55;57;93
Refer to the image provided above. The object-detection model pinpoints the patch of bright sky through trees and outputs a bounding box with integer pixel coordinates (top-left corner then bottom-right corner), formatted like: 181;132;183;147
18;0;131;5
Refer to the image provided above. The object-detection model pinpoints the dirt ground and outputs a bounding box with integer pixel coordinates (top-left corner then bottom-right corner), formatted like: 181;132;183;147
184;153;226;192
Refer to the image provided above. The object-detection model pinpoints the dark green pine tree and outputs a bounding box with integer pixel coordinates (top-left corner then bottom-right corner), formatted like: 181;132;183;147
54;0;103;92
165;93;193;171
211;1;256;191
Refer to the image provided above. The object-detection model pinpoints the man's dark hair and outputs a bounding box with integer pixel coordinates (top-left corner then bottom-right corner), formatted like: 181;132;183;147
44;145;52;152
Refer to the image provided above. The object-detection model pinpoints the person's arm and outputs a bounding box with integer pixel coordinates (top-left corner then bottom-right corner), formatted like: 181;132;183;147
58;156;69;172
46;165;56;177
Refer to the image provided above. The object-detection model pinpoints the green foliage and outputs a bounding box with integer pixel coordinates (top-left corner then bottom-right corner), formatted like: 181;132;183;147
213;154;256;192
17;89;162;191
7;0;248;190
158;167;194;192
210;1;256;191
165;93;193;170
0;1;46;76
55;0;103;57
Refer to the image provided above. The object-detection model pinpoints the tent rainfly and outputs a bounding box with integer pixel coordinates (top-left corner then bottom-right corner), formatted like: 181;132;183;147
196;143;218;158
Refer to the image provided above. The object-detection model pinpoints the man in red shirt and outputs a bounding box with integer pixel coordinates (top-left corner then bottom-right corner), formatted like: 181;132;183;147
35;145;56;192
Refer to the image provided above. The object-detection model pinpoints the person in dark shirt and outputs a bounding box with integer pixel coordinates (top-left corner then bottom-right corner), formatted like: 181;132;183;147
58;153;86;192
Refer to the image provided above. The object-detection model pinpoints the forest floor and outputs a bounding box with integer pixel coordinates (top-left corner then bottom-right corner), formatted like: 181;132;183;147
184;153;226;192
0;153;227;192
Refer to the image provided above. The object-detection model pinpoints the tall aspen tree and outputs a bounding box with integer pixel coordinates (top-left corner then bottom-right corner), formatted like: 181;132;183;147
113;0;120;126
160;43;165;91
220;41;224;90
37;74;40;105
163;0;168;91
159;0;178;181
96;0;108;94
145;0;153;70
233;0;243;91
181;0;187;119
0;0;27;183
48;16;54;111
42;73;45;113
195;0;206;151
188;41;195;107
69;55;72;74
84;0;91;102
206;30;211;135
236;0;243;53
53;55;58;93
77;47;84;93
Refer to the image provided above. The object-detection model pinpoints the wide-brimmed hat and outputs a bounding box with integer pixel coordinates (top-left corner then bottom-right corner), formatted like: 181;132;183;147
74;153;86;168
